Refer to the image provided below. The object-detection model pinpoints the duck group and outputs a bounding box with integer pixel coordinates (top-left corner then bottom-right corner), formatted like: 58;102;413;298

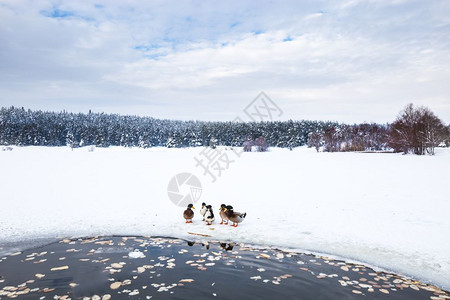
183;202;247;227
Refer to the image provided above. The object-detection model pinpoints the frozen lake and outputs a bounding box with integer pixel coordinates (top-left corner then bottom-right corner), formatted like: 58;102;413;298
1;236;448;299
0;146;449;290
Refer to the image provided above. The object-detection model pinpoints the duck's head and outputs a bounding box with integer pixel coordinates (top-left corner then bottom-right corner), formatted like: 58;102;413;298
225;205;233;212
201;202;206;207
206;205;212;209
219;204;226;211
187;204;195;209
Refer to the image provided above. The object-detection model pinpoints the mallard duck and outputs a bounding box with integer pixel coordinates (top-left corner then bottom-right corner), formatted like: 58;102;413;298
219;204;228;225
204;205;215;225
200;202;207;221
225;205;246;227
183;204;195;223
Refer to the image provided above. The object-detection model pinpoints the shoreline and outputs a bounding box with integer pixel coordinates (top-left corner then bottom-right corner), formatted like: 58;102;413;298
1;236;448;299
1;234;447;293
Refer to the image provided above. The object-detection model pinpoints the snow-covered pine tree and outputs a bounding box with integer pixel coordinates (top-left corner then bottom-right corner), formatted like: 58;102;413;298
66;131;75;151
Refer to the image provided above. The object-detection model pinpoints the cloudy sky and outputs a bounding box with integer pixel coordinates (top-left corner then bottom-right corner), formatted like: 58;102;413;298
1;0;449;123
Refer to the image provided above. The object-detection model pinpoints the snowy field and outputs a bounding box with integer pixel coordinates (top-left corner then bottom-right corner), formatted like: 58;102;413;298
0;146;449;291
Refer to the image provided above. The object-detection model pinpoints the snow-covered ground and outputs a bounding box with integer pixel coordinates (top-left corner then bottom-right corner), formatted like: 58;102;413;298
0;146;449;290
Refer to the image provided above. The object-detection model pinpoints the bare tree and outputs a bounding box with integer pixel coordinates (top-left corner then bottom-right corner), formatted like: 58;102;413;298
323;127;342;152
389;103;447;155
242;139;253;152
307;132;322;152
254;136;268;152
445;125;450;147
418;108;447;155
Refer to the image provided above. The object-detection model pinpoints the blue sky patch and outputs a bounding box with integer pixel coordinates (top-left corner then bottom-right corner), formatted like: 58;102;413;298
133;44;168;60
40;8;94;22
41;8;75;18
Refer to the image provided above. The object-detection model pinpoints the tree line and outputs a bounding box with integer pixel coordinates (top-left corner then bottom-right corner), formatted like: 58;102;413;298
0;104;448;155
308;104;449;154
0;106;336;149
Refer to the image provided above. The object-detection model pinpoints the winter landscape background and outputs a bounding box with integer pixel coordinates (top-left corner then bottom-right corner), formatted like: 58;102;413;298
1;0;450;296
1;103;450;292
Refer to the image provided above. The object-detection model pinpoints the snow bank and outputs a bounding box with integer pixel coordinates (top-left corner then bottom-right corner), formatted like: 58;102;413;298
0;146;449;290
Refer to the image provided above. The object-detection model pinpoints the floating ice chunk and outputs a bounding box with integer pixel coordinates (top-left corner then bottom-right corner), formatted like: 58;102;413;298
129;250;145;259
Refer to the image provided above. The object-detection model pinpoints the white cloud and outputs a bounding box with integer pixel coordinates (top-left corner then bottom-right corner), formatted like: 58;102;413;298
0;0;449;123
303;12;324;20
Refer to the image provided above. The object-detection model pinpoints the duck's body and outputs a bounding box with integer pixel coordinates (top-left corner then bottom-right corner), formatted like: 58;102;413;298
205;205;215;225
200;202;207;221
225;205;246;227
183;204;195;223
219;204;228;225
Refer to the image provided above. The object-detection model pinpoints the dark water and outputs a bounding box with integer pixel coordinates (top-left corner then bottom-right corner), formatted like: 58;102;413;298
0;236;448;299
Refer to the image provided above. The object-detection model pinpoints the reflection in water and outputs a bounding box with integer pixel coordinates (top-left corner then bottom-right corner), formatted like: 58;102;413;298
202;242;210;250
220;242;235;251
188;240;234;251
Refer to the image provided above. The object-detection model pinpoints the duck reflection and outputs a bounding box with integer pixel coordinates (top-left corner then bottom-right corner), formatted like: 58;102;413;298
220;242;235;251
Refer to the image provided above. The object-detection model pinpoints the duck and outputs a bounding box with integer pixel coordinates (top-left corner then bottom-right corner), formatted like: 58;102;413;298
219;204;229;225
183;204;195;223
225;205;246;227
200;202;207;221
204;205;215;225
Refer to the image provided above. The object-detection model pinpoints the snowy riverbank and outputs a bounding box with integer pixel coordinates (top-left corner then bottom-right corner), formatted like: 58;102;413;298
0;146;449;290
